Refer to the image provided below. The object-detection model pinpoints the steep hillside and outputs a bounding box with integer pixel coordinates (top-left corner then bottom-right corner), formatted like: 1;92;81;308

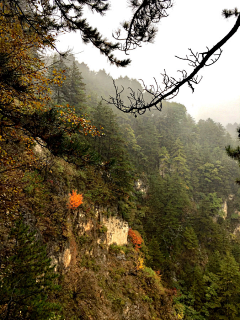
0;139;178;320
2;52;240;320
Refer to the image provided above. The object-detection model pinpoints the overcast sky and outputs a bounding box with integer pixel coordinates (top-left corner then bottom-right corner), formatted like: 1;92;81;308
54;0;240;125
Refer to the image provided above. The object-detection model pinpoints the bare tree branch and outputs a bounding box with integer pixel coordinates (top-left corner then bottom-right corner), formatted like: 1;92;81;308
106;13;240;115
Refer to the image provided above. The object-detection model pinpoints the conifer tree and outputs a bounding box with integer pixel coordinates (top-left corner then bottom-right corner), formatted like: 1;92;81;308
90;102;134;205
133;114;160;172
0;220;60;320
48;56;86;110
48;55;69;105
68;61;86;110
147;237;164;271
171;137;189;181
210;252;240;320
158;146;170;178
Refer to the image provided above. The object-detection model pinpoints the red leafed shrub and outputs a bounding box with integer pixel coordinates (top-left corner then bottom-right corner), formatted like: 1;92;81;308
128;228;143;251
68;190;83;209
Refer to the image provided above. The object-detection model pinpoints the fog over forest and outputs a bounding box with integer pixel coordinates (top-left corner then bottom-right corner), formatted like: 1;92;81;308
62;55;240;128
2;0;240;319
56;0;240;126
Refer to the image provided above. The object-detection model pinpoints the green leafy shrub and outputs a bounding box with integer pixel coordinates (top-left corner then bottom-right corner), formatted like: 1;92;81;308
98;224;108;233
109;244;128;255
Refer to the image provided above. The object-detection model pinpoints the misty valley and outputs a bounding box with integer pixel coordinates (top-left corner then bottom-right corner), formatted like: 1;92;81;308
2;52;240;320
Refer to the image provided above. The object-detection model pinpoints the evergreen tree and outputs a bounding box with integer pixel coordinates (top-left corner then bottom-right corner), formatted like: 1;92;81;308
48;55;70;105
158;146;170;178
66;60;86;110
197;162;223;194
183;226;199;251
89;102;135;206
0;220;60;320
210;252;240;320
146;237;165;271
170;137;189;182
133;114;160;172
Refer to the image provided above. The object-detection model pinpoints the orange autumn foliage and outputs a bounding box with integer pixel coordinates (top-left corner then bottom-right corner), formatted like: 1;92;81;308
68;190;83;209
0;5;100;145
128;228;143;251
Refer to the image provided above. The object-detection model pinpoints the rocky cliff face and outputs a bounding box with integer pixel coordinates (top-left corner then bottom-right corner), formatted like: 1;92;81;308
39;205;176;320
2;146;176;319
50;207;129;270
101;215;129;246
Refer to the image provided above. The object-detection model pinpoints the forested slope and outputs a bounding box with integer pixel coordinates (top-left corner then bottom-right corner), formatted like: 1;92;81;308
72;55;240;319
47;54;240;319
2;51;240;320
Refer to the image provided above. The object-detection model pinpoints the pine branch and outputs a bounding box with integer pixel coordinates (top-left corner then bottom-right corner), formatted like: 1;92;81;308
2;0;131;67
113;0;172;53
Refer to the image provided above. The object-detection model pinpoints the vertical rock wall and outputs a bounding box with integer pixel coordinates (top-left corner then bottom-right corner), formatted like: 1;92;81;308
102;216;129;246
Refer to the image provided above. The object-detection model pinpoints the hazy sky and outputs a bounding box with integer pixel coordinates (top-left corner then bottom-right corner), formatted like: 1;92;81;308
55;0;240;125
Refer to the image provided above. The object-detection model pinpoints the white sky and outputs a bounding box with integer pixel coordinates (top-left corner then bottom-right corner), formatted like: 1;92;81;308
54;0;240;125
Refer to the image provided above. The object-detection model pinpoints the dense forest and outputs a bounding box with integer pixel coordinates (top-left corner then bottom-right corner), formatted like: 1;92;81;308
65;55;240;319
2;48;240;319
1;7;240;318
